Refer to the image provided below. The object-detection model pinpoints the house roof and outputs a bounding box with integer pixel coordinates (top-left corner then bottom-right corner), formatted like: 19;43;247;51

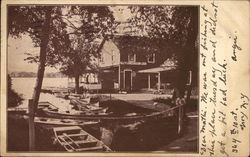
138;66;176;73
109;35;164;55
138;57;178;73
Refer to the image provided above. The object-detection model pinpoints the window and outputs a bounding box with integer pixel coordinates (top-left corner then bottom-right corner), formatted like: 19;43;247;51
147;53;155;63
128;53;136;62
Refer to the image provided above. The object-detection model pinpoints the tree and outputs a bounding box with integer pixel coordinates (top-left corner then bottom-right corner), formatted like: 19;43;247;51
8;6;71;111
7;75;23;107
58;6;115;94
59;36;100;93
7;5;115;150
129;6;198;104
8;5;116;105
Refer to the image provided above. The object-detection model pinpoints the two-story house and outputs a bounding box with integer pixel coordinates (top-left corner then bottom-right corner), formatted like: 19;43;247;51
98;34;182;92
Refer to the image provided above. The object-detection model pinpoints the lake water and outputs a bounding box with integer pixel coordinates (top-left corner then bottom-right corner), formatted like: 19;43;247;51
12;77;71;111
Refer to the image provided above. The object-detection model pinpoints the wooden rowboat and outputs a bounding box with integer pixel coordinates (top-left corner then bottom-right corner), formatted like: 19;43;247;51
70;99;108;114
77;102;108;114
8;102;58;115
53;126;112;152
34;117;100;128
55;92;69;99
8;107;27;115
43;107;110;119
42;103;181;121
70;98;88;107
38;101;59;110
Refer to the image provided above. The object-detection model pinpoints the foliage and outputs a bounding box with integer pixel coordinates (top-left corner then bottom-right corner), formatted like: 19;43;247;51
58;6;116;93
8;6;71;67
128;6;198;99
59;6;116;76
129;6;198;46
8;6;116;94
128;6;198;67
113;35;161;55
7;75;23;107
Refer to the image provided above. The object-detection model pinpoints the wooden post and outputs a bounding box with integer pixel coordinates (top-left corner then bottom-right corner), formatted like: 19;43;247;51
28;99;35;151
158;72;161;91
118;65;121;90
177;105;183;135
148;74;151;89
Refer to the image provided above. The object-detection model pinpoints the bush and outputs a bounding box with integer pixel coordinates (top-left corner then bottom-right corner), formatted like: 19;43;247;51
8;75;23;107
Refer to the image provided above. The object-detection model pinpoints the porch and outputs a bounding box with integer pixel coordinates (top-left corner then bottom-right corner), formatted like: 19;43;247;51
138;66;177;91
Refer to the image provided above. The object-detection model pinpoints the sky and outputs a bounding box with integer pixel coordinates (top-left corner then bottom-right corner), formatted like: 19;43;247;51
7;6;132;73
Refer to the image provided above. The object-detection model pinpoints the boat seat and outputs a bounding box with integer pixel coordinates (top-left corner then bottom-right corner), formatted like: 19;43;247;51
66;133;88;137
62;140;98;145
58;133;88;141
75;145;103;151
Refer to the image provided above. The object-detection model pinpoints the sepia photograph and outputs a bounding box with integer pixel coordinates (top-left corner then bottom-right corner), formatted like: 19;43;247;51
6;4;199;153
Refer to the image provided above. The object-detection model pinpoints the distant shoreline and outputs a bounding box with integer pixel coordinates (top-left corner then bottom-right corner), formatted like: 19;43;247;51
10;76;68;78
9;72;67;78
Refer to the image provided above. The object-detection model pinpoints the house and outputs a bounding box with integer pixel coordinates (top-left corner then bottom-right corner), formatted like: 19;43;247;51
98;34;190;92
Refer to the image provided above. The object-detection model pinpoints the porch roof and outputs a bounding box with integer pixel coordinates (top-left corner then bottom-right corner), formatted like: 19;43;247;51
138;66;176;73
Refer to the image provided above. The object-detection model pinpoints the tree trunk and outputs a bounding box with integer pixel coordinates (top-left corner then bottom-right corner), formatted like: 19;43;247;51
75;74;80;94
172;7;198;106
32;9;52;111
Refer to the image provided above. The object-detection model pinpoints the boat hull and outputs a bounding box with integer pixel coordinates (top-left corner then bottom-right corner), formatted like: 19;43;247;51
42;105;177;121
34;117;100;128
53;126;112;152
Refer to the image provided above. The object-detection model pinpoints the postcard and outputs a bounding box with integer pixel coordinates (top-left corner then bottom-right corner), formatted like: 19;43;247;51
1;0;249;156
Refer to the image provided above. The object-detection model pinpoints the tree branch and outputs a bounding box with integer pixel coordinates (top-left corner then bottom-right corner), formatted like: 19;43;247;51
140;7;163;37
61;16;79;30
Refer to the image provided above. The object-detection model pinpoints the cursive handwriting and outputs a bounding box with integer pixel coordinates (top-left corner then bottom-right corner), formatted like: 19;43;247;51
231;35;242;61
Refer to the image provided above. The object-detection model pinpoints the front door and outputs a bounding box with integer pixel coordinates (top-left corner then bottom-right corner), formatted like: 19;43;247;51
124;70;132;91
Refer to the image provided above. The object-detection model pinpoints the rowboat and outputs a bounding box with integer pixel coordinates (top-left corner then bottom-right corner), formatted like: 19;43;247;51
34;117;100;128
54;92;69;99
8;107;27;115
43;107;110;120
69;98;108;114
42;103;181;121
53;126;112;152
8;102;57;115
78;105;108;114
68;94;88;100
70;98;89;107
37;102;59;115
38;101;59;110
76;102;108;114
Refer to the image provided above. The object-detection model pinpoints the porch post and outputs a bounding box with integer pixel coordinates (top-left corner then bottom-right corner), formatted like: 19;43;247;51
148;73;151;89
118;65;121;90
158;72;161;91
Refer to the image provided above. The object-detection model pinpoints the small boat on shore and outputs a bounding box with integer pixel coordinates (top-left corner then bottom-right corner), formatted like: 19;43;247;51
70;98;108;114
34;117;100;128
53;126;112;152
68;93;86;100
37;102;59;115
8;102;58;115
55;92;69;99
77;102;108;114
42;104;178;121
70;98;89;107
42;107;110;120
8;107;27;115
